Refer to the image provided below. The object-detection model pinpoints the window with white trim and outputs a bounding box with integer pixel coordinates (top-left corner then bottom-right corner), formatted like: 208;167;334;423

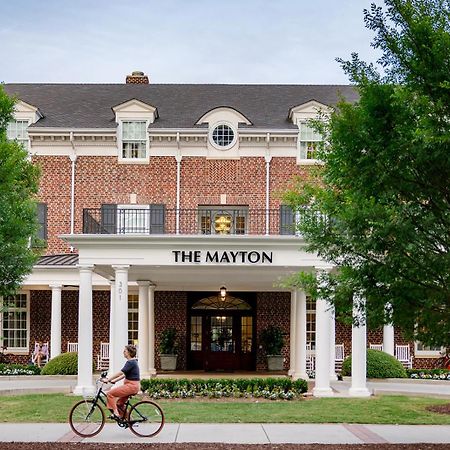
7;120;29;150
128;294;138;345
306;297;316;349
1;293;29;350
118;205;150;233
209;123;237;150
299;122;322;160
415;342;443;356
122;121;147;159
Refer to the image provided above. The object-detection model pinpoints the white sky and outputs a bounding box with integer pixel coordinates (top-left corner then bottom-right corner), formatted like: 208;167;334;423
1;0;382;84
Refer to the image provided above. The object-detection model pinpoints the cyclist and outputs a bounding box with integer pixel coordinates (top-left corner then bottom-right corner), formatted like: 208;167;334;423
102;344;140;419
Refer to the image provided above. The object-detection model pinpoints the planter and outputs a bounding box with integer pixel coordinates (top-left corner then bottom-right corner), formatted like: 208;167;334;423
267;355;284;371
160;354;177;371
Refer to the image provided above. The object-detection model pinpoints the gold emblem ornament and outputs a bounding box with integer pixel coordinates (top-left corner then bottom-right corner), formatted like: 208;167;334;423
214;214;232;234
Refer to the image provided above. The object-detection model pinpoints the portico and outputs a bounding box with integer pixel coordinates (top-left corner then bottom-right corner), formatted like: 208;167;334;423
60;233;374;397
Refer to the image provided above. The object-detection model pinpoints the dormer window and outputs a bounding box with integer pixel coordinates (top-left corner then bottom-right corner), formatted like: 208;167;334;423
122;121;147;159
7;119;29;150
299;122;322;160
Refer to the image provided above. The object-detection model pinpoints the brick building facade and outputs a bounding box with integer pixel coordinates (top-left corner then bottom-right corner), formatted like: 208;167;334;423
2;74;440;395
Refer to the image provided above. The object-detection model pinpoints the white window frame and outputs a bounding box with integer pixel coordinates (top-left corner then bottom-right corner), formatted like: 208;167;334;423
209;121;237;150
7;119;30;151
118;120;149;163
414;341;444;357
117;204;150;234
298;120;322;163
0;292;30;353
128;293;139;345
306;297;316;350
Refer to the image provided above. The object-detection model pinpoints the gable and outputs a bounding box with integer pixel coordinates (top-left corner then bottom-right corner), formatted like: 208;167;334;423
288;100;332;123
196;106;252;126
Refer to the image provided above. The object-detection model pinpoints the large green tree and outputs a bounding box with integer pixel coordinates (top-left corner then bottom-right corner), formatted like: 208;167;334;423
285;0;450;346
0;85;40;298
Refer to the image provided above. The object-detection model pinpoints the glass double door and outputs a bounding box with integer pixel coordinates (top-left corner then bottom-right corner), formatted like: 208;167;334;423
188;314;255;371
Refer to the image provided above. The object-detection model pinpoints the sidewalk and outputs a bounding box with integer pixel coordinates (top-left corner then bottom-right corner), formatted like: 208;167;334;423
0;423;450;444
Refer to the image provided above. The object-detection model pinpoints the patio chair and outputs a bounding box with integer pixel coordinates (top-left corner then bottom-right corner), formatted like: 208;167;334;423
96;342;110;370
67;342;78;353
335;344;345;372
369;343;383;351
395;344;412;369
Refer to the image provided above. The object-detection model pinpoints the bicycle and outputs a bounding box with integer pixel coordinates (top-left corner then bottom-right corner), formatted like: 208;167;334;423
68;371;164;438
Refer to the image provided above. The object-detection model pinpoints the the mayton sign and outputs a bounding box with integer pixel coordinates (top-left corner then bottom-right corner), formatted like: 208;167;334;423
172;250;273;264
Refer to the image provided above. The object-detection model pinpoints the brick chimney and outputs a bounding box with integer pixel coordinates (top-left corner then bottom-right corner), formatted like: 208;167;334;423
126;71;149;84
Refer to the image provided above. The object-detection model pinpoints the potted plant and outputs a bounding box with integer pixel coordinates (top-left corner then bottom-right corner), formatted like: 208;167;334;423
159;328;178;371
260;325;285;371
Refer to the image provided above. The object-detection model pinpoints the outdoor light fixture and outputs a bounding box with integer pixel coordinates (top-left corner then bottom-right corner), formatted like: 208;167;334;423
220;286;227;299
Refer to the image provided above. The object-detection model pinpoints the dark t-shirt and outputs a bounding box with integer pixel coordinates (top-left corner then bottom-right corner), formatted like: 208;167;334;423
121;359;140;381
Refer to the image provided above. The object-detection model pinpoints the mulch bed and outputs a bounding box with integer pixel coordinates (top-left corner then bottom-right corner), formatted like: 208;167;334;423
426;403;450;414
0;444;449;450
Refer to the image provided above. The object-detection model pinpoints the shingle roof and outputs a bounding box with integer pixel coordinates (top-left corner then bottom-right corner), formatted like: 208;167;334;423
36;254;79;266
4;84;358;130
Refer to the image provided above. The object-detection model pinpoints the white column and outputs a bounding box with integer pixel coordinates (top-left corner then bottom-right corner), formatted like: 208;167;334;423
313;298;333;396
383;324;395;356
329;305;337;380
112;265;129;374
49;284;62;360
349;295;371;397
292;290;308;380
108;281;115;376
137;281;150;377
383;303;395;356
148;284;156;375
74;265;94;395
288;290;296;376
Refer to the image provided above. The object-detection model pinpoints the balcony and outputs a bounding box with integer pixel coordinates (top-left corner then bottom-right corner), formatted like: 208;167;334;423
82;207;298;236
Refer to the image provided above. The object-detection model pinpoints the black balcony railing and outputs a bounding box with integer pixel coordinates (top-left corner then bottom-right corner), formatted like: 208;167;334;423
82;207;300;236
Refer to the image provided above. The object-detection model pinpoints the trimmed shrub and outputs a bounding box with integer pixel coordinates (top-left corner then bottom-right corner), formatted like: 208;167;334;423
0;363;41;375
40;352;79;375
341;349;407;378
140;377;308;400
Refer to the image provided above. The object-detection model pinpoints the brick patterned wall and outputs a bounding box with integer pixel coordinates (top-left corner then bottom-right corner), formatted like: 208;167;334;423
154;291;188;370
181;157;266;208
33;156;73;254
256;292;291;370
34;154;314;255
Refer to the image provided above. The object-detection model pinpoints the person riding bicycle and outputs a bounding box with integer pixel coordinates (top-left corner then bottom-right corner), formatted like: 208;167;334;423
102;344;140;419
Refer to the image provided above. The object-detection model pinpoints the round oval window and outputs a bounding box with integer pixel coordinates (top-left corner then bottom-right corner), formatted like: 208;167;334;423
211;124;235;148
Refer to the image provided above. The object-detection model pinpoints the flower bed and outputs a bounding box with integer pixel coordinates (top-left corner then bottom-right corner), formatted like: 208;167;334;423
140;377;308;400
0;363;41;375
407;369;450;380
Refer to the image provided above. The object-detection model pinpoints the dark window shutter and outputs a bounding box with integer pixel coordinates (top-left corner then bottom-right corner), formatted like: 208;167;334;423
149;204;165;234
280;205;295;235
101;204;117;234
37;203;47;241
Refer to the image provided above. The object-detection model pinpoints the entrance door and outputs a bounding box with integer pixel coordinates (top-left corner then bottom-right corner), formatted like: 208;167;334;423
188;293;256;371
206;315;235;371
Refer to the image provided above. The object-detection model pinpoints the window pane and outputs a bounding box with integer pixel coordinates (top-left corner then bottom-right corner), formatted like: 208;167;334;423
190;316;202;351
1;294;28;348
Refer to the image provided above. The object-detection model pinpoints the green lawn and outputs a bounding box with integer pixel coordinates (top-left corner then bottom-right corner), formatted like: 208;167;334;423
0;394;449;424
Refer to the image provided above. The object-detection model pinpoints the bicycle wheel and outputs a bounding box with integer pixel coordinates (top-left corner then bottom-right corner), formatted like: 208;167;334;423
69;399;105;437
128;400;164;437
